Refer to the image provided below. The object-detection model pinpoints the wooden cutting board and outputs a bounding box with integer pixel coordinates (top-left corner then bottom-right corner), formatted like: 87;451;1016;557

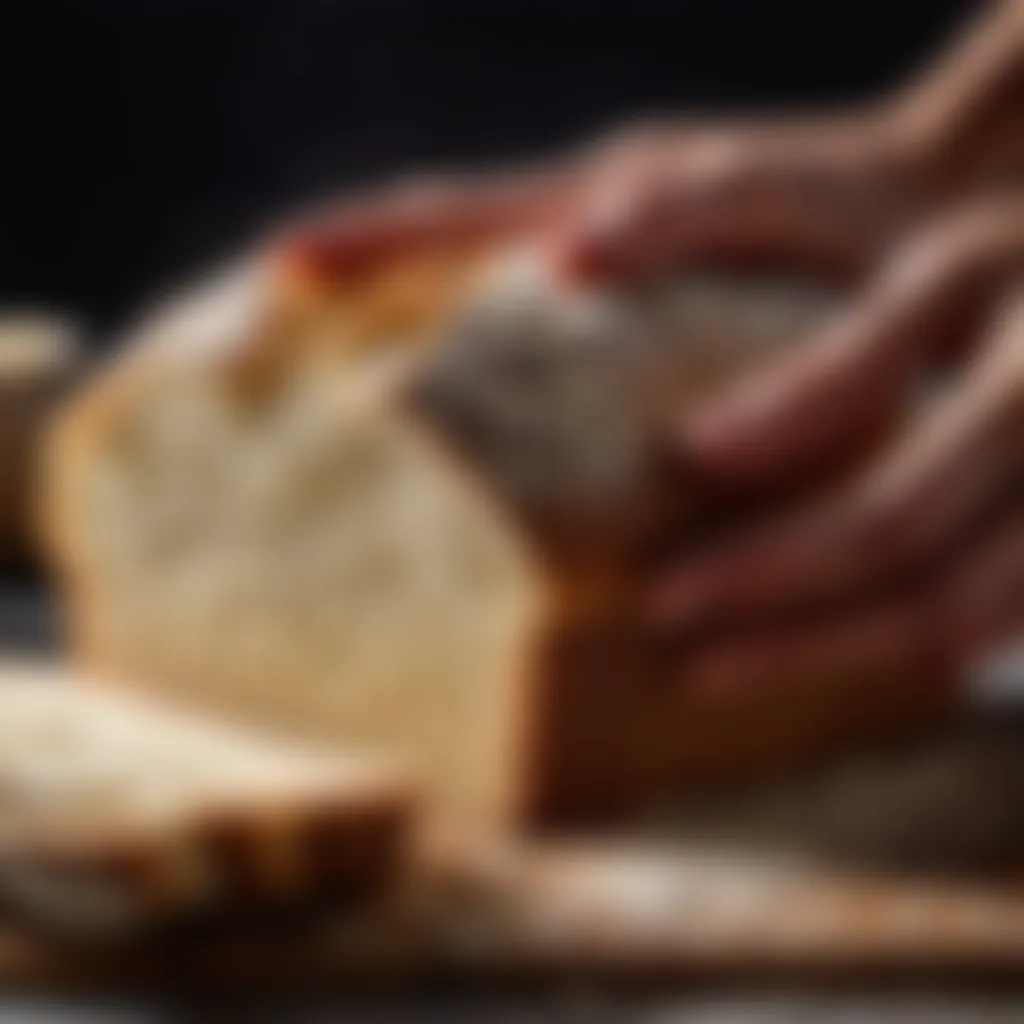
0;839;1022;989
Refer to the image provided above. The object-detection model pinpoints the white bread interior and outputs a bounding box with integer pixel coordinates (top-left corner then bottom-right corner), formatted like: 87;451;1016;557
51;255;552;824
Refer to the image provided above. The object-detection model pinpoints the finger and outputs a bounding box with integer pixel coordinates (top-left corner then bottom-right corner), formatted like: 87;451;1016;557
685;286;930;490
685;203;1024;487
562;140;755;282
684;498;1024;700
278;167;577;281
562;127;884;285
651;304;1024;629
684;589;943;698
943;504;1024;660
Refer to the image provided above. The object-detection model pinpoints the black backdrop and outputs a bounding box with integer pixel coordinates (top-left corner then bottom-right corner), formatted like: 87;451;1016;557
3;0;980;339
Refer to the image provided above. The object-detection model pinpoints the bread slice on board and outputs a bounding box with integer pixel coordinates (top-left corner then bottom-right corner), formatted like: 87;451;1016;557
46;232;956;829
0;663;412;936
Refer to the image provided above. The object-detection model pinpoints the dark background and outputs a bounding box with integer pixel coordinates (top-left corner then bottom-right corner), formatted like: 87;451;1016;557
3;4;1023;1015
2;0;980;340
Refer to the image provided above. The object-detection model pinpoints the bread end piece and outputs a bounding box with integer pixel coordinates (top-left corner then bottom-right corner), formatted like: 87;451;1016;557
0;664;415;938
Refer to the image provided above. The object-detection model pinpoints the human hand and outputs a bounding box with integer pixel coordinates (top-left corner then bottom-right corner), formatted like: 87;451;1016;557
276;1;1024;288
652;203;1024;697
560;112;924;283
277;111;923;285
562;1;1024;285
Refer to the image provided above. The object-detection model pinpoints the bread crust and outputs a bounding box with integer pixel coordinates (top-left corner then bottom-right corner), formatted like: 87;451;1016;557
0;668;413;936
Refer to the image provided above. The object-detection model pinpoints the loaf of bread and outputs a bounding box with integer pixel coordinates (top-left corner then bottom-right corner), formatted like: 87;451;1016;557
46;234;955;828
0;664;411;935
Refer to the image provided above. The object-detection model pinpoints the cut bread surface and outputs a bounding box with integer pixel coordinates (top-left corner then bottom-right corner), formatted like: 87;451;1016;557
106;374;540;818
54;260;549;822
0;663;411;934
